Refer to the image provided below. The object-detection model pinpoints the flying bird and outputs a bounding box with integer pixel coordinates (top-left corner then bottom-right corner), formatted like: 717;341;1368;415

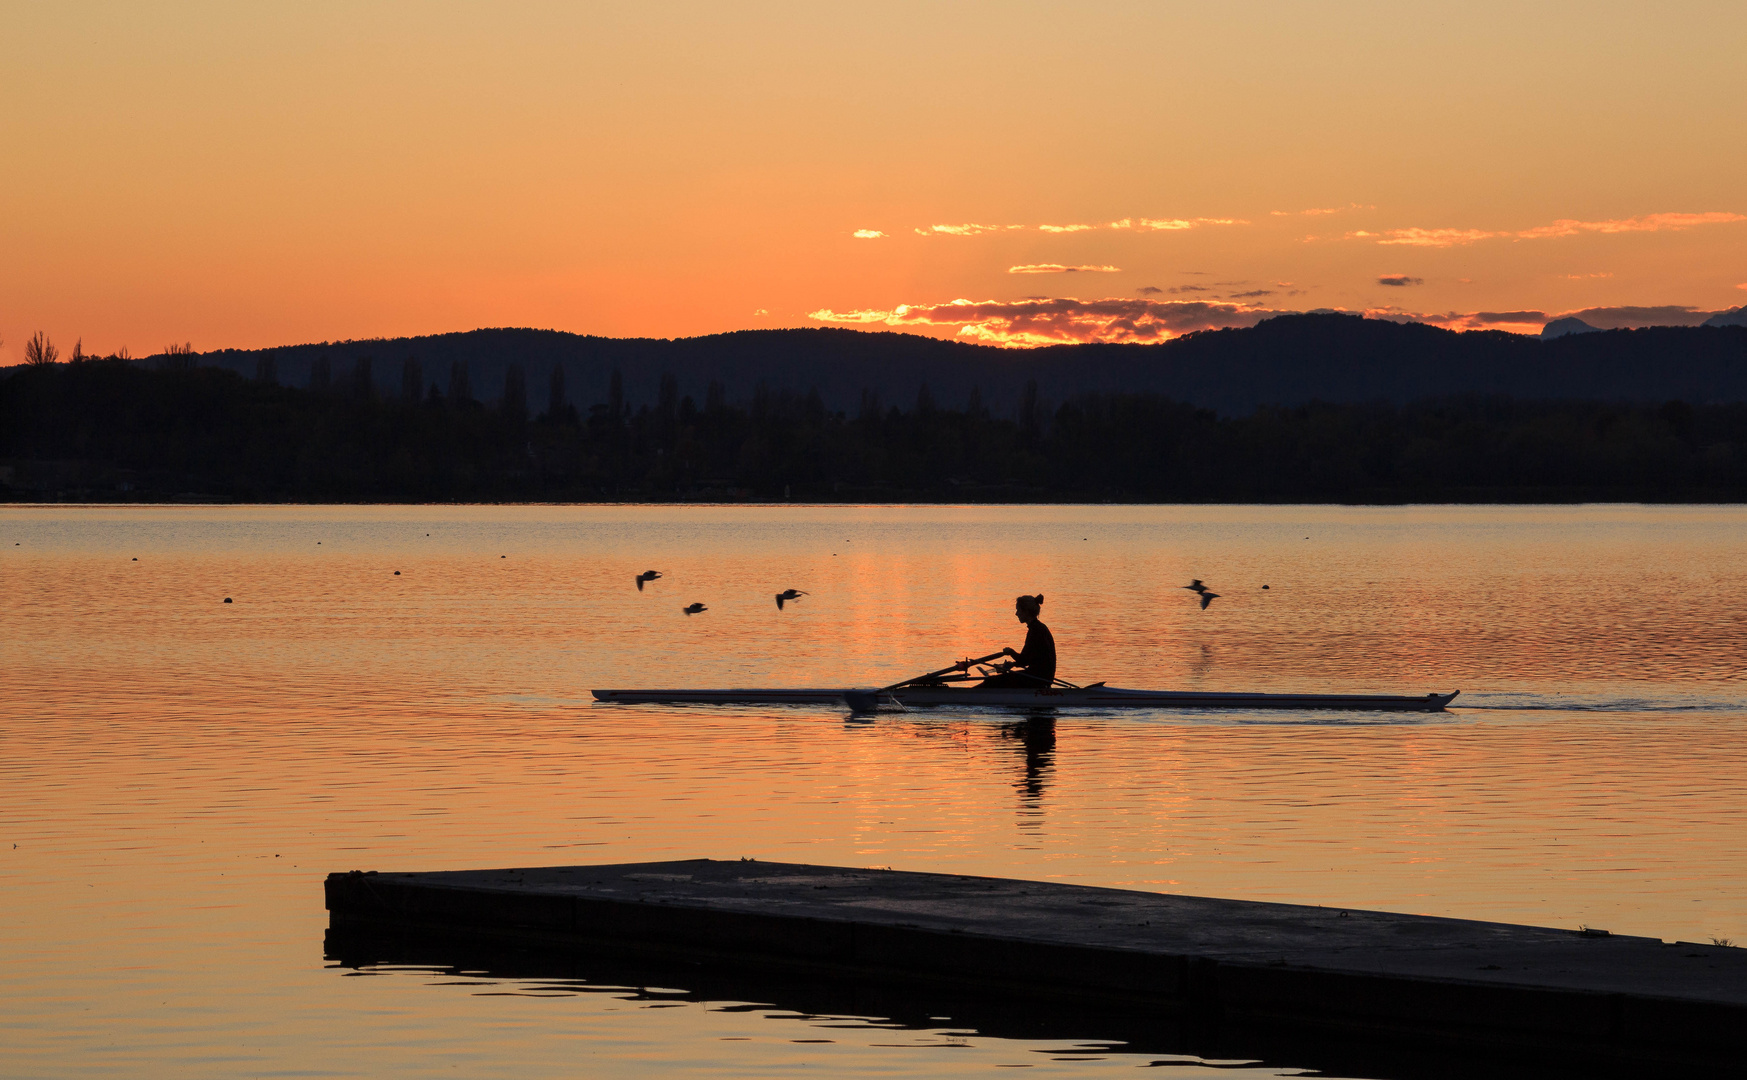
636;570;662;591
683;602;707;615
1184;580;1219;610
775;588;808;610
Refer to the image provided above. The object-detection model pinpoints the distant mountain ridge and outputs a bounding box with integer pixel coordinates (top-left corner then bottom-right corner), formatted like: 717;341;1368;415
1539;316;1604;339
16;314;1747;416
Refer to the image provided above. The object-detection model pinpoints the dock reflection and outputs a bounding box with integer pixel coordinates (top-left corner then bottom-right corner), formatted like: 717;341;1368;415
324;923;1629;1080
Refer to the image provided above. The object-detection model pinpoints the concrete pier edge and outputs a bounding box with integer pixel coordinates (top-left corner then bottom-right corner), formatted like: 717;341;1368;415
325;859;1745;1073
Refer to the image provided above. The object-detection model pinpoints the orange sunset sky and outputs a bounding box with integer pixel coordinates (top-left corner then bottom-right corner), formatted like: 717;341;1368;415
3;1;1744;358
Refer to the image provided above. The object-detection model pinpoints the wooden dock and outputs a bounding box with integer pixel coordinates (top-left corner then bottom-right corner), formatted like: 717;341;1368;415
326;858;1745;1076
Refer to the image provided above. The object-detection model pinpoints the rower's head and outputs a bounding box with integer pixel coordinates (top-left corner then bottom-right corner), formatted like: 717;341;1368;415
1014;594;1043;623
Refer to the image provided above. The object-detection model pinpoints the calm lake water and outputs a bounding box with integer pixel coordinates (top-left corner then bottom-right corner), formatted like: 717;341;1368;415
3;504;1745;1079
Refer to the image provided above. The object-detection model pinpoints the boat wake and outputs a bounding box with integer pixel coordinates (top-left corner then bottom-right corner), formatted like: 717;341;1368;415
1450;690;1747;714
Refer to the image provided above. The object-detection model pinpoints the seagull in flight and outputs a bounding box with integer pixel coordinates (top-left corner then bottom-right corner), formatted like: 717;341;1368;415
1184;580;1220;610
683;602;707;615
775;588;808;610
635;570;662;591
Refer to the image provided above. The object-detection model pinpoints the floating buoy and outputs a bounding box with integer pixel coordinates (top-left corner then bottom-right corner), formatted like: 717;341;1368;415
1262;584;1270;589
393;570;400;575
132;557;137;561
223;597;233;603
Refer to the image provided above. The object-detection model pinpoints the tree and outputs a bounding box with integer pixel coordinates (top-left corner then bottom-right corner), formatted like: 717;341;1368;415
24;331;57;366
449;361;472;403
309;355;332;393
159;342;195;371
658;372;679;421
255;354;278;385
352;356;374;400
69;339;88;363
1020;379;1041;443
501;363;527;421
547;363;566;416
401;356;423;402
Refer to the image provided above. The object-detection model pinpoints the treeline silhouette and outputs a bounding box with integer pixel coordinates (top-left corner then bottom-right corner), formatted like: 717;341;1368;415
4;356;1745;502
37;314;1747;418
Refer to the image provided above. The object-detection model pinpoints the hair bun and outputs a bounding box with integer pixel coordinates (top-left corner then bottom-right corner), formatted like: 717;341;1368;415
1034;594;1044;605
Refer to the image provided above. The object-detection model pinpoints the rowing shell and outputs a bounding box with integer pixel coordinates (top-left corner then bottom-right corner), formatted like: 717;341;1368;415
591;687;1459;712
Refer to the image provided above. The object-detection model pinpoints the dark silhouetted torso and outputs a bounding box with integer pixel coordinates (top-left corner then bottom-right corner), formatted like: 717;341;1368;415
1017;619;1056;684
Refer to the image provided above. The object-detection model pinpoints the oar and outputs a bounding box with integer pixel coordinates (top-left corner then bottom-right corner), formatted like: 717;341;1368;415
875;650;1008;695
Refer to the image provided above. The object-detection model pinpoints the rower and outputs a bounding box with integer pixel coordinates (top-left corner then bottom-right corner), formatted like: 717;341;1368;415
979;594;1056;689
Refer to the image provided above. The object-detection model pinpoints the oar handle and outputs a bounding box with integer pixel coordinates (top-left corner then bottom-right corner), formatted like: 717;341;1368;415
877;650;1009;693
937;651;1007;678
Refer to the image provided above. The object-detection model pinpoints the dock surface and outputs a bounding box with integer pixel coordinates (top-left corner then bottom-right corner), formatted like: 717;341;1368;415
327;858;1744;1074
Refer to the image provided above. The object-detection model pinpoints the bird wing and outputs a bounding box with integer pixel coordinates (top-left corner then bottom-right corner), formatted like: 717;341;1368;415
636;577;644;590
776;595;784;609
1200;592;1218;609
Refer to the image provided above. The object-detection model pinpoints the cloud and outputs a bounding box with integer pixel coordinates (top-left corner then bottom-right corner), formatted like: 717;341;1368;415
1376;275;1423;287
1354;211;1746;248
1738;282;1747;291
911;218;1244;236
1390;305;1732;332
809;296;1283;346
1470;310;1545;323
1135;286;1164;295
1376;309;1548;333
808;296;1740;348
1553;305;1712;329
1109;217;1246;231
852;229;887;239
1167;284;1211;293
1562;272;1613;280
1271;203;1374;216
1358;228;1497;247
1008;264;1121;274
1516;212;1746;239
810;308;905;324
1226;289;1276;299
916;223;1023;236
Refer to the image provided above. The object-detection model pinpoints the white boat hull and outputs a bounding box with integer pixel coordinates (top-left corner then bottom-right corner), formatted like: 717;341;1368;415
591;687;1459;712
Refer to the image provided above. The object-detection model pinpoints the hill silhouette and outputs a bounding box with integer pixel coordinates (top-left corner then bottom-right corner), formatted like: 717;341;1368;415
125;314;1747;417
